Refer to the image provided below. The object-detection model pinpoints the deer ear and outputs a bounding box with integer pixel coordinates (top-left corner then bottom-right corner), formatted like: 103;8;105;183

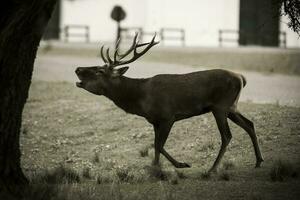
117;66;129;76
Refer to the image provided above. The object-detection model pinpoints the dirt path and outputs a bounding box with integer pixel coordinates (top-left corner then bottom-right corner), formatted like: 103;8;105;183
34;54;300;107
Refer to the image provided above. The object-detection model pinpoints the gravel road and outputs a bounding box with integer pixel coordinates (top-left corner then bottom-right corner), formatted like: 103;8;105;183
34;54;300;107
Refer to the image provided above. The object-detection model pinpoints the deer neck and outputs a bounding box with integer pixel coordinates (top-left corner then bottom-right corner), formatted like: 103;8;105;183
104;76;147;115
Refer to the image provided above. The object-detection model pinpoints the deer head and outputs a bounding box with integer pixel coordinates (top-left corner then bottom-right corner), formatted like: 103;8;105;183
75;33;159;95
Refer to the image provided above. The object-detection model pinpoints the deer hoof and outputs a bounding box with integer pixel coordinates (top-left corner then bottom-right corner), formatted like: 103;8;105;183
176;162;191;168
255;158;264;168
151;160;160;167
208;168;218;174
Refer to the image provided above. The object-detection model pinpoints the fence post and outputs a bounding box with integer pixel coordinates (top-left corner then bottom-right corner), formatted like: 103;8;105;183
181;29;185;46
64;26;69;42
86;26;89;43
160;28;164;46
282;32;286;48
219;30;222;47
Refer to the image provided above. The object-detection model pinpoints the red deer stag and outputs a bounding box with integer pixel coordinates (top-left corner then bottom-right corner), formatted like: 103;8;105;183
75;33;263;172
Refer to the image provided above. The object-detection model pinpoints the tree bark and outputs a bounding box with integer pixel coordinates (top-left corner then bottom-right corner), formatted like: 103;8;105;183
0;0;57;197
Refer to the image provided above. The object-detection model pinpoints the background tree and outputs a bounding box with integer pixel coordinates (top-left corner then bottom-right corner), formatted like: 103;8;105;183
111;5;126;48
275;0;300;35
0;0;57;196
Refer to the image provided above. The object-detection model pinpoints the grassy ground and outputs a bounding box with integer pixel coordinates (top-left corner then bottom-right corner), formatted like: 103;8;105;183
20;80;300;200
38;45;300;75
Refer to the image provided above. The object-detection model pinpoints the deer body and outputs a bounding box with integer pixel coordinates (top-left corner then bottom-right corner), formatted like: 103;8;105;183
75;34;263;172
106;70;242;123
145;70;243;122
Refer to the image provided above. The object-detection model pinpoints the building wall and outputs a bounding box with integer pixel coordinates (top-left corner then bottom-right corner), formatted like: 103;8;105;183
61;0;146;42
145;0;239;46
60;0;299;47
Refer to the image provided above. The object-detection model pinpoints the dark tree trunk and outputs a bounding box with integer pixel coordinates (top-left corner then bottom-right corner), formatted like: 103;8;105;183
0;0;57;197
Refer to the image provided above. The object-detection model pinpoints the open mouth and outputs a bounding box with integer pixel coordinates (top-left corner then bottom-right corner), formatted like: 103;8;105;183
75;71;85;88
76;81;83;88
76;75;85;88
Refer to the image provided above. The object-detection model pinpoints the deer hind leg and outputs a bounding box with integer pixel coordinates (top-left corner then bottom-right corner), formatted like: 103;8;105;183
228;111;264;168
153;121;191;168
209;110;232;173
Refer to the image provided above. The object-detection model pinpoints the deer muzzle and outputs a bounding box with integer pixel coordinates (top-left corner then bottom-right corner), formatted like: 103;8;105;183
75;67;84;88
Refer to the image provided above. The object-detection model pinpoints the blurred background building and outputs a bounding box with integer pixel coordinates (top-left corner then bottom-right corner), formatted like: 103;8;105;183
43;0;300;48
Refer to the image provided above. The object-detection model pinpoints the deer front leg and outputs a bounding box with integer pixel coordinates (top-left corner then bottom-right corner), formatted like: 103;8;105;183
152;121;191;168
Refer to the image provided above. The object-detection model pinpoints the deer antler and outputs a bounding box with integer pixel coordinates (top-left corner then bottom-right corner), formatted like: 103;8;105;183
100;32;159;68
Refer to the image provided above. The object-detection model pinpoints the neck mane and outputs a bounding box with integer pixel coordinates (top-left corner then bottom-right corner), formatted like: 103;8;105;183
104;76;148;115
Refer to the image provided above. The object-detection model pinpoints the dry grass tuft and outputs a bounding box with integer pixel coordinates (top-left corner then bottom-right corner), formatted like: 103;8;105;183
115;167;134;182
199;140;215;152
110;181;123;200
222;160;235;170
219;171;230;181
144;165;169;181
139;147;149;157
82;167;92;179
175;169;187;179
169;177;179;185
200;171;211;180
270;159;298;182
30;165;80;184
96;174;113;184
24;184;60;200
92;152;99;163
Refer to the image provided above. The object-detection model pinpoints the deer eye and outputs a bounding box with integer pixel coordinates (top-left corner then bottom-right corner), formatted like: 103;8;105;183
95;70;104;76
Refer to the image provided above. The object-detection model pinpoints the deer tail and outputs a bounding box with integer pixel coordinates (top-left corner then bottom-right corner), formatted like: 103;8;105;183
241;74;247;87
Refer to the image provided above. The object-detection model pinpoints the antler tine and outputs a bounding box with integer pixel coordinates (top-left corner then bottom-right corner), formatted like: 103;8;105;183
136;42;151;48
119;32;139;60
107;32;158;67
149;32;159;46
115;37;121;49
113;38;121;63
136;32;159;48
100;45;108;64
132;32;159;57
119;33;159;66
100;33;159;68
106;48;113;65
113;48;119;64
